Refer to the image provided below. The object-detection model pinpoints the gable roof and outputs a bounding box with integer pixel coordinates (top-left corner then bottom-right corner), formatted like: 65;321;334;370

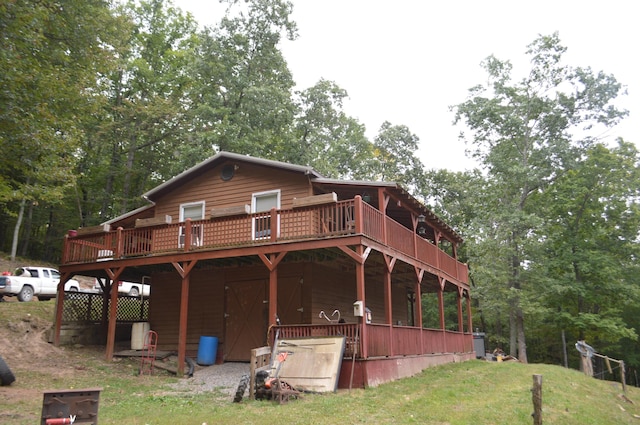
111;151;463;244
143;151;323;201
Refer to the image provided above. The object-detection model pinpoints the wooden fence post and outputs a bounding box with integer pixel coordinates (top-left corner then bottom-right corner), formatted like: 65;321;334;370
532;374;543;425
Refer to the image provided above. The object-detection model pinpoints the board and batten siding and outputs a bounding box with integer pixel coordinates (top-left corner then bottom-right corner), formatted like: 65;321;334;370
310;263;358;324
148;262;311;356
153;162;313;221
310;262;411;326
148;269;224;354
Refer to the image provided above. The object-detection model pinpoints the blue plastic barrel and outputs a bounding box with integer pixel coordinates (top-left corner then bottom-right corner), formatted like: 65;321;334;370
197;336;218;366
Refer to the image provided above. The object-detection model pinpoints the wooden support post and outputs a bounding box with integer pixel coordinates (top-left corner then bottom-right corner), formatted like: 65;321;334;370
456;288;464;333
106;270;124;361
414;269;423;353
270;207;278;242
355;245;367;359
465;295;473;335
268;265;278;326
532;374;543;425
383;261;393;356
177;273;190;376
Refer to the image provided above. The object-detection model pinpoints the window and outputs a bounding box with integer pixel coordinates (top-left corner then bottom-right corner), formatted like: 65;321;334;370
252;190;280;239
179;201;205;247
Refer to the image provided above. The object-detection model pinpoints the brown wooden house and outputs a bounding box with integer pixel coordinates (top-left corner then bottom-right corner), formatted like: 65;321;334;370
56;152;473;388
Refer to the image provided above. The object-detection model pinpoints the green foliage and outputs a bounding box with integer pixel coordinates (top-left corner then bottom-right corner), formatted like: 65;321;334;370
291;79;372;178
532;141;640;351
369;121;424;189
75;0;199;223
188;0;297;161
0;0;429;262
451;32;630;362
0;0;122;258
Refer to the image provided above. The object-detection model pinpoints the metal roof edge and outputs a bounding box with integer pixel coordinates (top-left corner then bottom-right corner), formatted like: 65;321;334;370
103;203;155;226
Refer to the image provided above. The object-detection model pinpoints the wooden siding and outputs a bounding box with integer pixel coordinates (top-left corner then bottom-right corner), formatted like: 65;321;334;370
307;263;410;326
153;162;313;222
149;269;224;354
148;263;312;359
310;263;357;324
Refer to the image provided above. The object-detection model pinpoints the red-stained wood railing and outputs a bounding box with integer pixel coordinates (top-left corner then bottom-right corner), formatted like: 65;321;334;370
62;198;468;285
270;323;472;359
269;323;361;358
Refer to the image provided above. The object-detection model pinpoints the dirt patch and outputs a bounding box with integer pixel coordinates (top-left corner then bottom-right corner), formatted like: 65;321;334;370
0;306;81;420
0;254;106;423
0;313;58;363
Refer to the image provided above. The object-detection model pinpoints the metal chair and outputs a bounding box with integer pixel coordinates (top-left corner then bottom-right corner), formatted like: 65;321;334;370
139;330;158;375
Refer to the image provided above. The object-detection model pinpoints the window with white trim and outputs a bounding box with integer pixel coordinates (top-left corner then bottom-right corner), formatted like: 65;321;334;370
252;190;280;239
179;201;205;247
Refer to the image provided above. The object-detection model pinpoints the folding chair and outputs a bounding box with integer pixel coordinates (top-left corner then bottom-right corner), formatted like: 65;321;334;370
139;330;158;375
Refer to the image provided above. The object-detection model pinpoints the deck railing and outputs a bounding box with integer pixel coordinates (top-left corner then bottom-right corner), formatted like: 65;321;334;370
62;199;468;283
271;323;473;359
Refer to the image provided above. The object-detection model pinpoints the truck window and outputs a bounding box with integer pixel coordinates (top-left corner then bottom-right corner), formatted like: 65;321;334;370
51;270;60;279
42;269;50;278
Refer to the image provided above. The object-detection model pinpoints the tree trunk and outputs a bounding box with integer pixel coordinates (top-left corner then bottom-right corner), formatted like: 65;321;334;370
43;207;57;262
516;306;528;363
11;198;26;261
19;201;34;257
509;305;517;358
121;133;137;215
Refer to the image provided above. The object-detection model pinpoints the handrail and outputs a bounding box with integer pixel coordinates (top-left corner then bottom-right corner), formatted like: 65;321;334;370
62;199;468;284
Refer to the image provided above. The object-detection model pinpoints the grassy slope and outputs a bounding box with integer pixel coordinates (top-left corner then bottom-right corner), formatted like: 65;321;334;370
2;297;639;424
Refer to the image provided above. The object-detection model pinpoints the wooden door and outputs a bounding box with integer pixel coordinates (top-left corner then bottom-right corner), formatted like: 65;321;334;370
224;279;267;361
277;276;303;325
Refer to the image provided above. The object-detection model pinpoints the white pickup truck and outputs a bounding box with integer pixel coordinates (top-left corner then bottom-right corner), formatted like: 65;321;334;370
0;267;80;302
93;279;150;297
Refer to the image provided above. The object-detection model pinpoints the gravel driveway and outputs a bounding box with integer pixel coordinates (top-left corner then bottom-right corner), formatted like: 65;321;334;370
168;362;251;400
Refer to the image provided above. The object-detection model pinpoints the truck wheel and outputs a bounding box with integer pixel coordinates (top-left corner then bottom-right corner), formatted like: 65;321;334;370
0;355;16;386
17;285;34;302
129;287;140;297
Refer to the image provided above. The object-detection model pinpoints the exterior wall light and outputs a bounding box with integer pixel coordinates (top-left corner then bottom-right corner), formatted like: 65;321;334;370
416;214;427;236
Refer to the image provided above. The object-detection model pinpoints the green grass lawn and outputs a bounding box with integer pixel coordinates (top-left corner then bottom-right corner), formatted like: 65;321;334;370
2;301;639;424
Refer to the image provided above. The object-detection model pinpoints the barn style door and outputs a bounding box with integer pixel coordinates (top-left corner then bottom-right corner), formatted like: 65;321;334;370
277;276;303;325
224;279;267;361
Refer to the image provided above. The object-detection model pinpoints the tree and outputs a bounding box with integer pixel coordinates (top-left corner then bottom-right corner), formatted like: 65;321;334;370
532;140;640;363
188;0;298;162
370;122;425;190
76;0;199;224
0;0;120;259
452;33;628;362
292;79;372;178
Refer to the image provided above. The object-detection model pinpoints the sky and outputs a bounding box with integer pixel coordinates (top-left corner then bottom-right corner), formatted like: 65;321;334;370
174;0;638;171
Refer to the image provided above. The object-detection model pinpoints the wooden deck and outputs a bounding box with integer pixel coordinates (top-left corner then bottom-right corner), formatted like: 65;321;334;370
61;199;468;284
